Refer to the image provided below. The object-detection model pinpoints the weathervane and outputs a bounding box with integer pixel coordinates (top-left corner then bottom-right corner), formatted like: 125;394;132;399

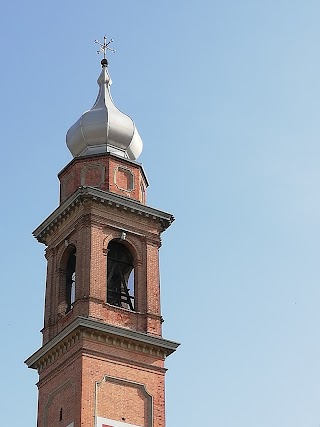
95;36;116;60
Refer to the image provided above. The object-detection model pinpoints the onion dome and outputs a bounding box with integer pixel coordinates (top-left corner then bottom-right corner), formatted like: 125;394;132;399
66;58;143;160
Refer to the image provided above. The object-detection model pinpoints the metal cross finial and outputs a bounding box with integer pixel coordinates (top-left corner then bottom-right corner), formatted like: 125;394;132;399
94;36;116;60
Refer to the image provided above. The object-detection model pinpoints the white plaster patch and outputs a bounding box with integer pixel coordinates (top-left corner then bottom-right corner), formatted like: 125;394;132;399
96;416;142;427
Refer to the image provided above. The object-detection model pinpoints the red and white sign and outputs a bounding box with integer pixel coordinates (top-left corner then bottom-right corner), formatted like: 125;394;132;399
96;416;142;427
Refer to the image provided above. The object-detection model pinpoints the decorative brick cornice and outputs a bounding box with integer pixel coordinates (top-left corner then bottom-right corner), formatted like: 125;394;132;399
33;187;174;244
25;316;180;372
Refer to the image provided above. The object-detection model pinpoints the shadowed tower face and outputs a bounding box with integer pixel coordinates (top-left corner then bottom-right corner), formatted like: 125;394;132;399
25;40;179;427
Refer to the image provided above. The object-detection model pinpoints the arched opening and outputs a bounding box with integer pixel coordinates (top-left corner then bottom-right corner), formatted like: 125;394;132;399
107;240;135;310
66;247;76;312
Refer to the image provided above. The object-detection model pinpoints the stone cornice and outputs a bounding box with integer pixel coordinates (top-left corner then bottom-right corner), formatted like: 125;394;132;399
25;316;180;371
33;186;175;244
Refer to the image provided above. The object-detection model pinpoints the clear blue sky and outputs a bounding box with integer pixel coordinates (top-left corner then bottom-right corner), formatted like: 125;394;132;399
1;1;320;426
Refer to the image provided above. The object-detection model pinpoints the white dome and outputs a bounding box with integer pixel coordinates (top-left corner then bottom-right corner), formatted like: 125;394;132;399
66;60;143;160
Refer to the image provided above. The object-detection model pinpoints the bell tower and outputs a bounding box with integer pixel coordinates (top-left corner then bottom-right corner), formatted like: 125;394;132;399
25;40;179;427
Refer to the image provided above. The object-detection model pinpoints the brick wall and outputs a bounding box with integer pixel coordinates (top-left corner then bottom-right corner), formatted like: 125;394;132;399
58;154;148;205
36;331;167;427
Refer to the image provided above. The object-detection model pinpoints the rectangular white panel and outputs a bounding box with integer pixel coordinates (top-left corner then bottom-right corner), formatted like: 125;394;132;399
96;416;142;427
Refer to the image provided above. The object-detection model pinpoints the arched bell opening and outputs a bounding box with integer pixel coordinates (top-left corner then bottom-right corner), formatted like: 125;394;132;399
107;240;135;311
65;247;76;312
58;244;77;316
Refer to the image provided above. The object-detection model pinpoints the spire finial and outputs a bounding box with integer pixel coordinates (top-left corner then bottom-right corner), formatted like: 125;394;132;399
95;36;116;66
